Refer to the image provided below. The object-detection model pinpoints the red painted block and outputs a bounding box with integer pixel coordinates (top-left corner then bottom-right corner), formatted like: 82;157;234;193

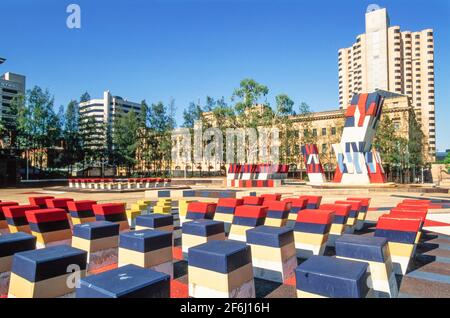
376;215;422;232
260;193;282;202
187;202;217;213
3;205;40;219
346;197;371;207
217;198;243;208
28;196;55;208
242;196;264;206
389;211;426;223
402;199;431;205
296;209;335;224
320;203;351;216
234;205;267;219
67;200;97;212
335;200;361;212
264;200;289;211
93;203;126;215
45;198;74;210
25;208;68;224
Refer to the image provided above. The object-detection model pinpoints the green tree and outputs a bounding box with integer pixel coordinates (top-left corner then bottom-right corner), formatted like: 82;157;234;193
80;92;91;103
62;100;82;173
182;101;203;128
275;94;295;163
113;110;141;174
232;78;269;114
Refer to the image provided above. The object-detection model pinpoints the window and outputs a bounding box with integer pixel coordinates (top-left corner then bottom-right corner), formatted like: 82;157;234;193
321;128;327;136
393;121;400;130
312;129;317;137
331;127;336;135
322;144;327;153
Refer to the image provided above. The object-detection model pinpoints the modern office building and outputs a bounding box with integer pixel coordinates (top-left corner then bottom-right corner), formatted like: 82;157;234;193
78;90;142;147
338;6;436;161
0;57;26;123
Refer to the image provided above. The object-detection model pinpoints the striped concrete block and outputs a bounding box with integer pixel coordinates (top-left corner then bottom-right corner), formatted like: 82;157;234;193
246;225;297;282
374;215;422;275
293;209;334;258
299;195;322;209
0;233;36;296
295;256;370;298
8;245;87;298
119;229;173;278
182;219;225;260
188;240;255;298
228;205;267;242
0;202;18;234
213;198;243;234
3;205;40;234
67;200;97;225
346;197;371;230
77;264;170;298
263;200;290;227
72;221;119;273
320;203;351;246
25;208;72;249
336;234;398;298
93;203;129;232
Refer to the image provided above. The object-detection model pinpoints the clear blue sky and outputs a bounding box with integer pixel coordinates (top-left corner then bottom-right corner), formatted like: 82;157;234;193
1;0;449;150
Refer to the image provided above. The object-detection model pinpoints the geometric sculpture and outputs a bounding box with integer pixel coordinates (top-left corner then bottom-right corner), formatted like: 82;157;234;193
346;197;371;231
213;198;243;235
264;201;290;227
320;203;351;246
228;205;267;242
93;203;130;232
3;205;40;234
301;144;326;184
333;92;386;184
67;200;97;225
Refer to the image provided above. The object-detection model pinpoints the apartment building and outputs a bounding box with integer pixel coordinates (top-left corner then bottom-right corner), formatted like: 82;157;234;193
78;90;142;147
338;6;436;161
0;58;26;124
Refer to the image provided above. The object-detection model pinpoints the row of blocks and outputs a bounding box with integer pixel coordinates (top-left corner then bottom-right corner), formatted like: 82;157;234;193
69;179;171;190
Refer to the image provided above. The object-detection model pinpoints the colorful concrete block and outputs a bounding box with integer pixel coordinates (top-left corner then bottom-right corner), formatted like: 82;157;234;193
76;264;170;298
186;202;217;220
335;234;398;298
188;240;255;298
374;215;422;275
8;245;87;298
346;197;371;230
119;229;173;278
45;198;74;213
136;214;174;232
246;226;296;282
3;205;40;233
25;208;72;249
299;195;322;209
67;200;97;225
283;198;307;227
228;205;267;242
28;196;54;209
72;221;119;273
93;203;129;232
295;255;369;298
178;199;196;225
335;200;362;232
320;203;351;246
182;219;225;259
0;202;18;234
213;198;243;234
0;233;36;296
260;193;282;203
242;196;264;206
293;209;334;258
263;201;290;227
153;198;173;214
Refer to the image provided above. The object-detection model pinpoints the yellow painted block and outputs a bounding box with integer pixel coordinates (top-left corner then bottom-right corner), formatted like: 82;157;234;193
153;206;171;214
387;242;414;258
346;217;356;226
8;225;31;234
188;263;253;293
126;210;141;219
357;212;366;221
229;224;252;237
297;290;326;298
131;204;147;211
31;229;72;244
72;236;119;253
118;246;172;268
214;213;234;223
249;243;296;262
330;223;345;235
71;217;96;225
264;218;287;227
294;232;328;245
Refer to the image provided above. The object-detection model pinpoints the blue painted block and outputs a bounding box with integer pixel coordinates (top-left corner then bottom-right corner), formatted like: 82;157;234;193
136;214;173;228
12;245;87;282
77;264;170;298
158;191;171;198
374;229;417;244
119;229;172;253
216;206;236;214
182;219;224;237
188;240;251;274
293;222;331;234
0;232;36;258
295;256;369;298
183;190;196;197
73;221;120;240
246;226;294;248
232;216;265;227
335;234;388;262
